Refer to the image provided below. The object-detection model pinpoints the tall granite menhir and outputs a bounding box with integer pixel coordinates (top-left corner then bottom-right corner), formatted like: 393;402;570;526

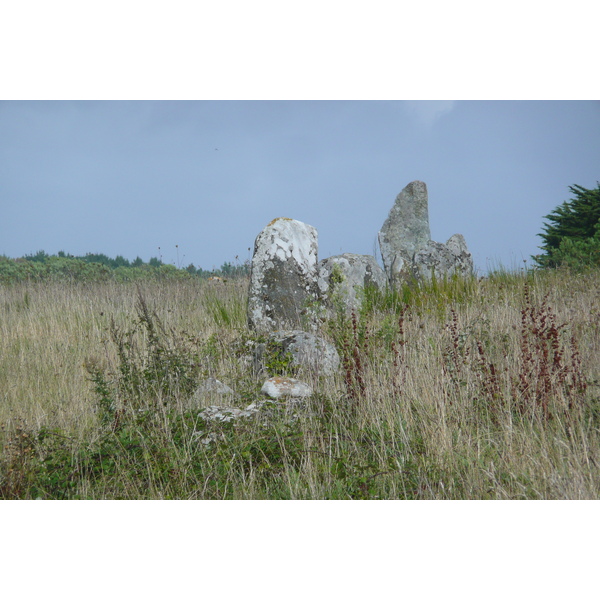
378;181;473;285
378;181;431;282
247;217;319;332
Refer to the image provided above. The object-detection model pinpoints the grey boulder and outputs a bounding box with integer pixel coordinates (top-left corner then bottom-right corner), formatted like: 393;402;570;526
186;377;235;409
318;253;388;314
413;234;474;281
261;376;312;399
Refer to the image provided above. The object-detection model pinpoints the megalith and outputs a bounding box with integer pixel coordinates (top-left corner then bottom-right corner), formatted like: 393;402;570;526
317;253;388;314
378;181;432;285
253;329;340;376
247;217;319;332
413;234;473;281
378;181;473;285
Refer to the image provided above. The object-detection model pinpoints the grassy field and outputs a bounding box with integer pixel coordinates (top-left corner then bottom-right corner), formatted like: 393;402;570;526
1;268;599;499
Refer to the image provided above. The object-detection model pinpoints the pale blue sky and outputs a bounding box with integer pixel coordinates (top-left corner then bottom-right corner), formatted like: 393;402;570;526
1;100;599;273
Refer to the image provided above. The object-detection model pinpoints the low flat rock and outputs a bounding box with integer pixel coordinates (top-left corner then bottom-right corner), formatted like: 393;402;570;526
194;396;309;442
198;405;256;423
261;376;312;399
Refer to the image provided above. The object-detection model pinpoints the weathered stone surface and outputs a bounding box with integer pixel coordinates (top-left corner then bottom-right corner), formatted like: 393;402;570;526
317;254;388;314
254;330;340;376
378;181;431;285
197;399;289;424
194;397;310;443
198;404;256;423
261;376;312;399
247;218;319;332
445;233;472;267
413;234;474;281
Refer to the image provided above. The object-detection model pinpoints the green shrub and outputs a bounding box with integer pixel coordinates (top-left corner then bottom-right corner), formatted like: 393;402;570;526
534;182;600;269
90;290;205;423
545;222;600;271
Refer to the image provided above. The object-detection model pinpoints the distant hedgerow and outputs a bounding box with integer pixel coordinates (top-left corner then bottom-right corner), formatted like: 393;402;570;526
0;251;250;284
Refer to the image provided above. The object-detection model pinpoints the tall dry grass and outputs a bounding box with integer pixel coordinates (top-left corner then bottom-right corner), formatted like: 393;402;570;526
0;279;247;432
1;268;599;499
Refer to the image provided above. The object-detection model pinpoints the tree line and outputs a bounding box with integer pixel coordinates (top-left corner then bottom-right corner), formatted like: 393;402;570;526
0;250;250;284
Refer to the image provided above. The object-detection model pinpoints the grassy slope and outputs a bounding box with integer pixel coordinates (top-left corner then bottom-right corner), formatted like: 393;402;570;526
1;270;599;499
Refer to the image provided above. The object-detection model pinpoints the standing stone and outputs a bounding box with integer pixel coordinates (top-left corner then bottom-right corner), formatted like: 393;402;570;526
378;181;431;285
413;235;473;281
378;181;474;285
248;218;319;332
253;330;340;376
317;253;388;314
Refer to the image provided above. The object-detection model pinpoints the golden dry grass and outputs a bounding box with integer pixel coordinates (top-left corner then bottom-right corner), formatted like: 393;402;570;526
1;269;600;499
0;279;246;431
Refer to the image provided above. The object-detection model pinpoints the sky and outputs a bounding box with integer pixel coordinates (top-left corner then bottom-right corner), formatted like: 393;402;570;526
1;100;599;274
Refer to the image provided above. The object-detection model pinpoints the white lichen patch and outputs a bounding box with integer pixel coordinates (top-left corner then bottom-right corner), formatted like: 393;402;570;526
254;218;318;273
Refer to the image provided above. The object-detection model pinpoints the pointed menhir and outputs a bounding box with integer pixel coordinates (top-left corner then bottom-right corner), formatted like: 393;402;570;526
378;180;432;285
378;181;473;285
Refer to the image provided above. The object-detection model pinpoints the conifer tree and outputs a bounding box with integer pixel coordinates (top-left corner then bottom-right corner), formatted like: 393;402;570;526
534;183;600;268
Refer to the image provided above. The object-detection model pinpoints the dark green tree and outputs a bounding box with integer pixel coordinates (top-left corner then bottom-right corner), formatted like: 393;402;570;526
533;182;600;269
148;257;163;268
113;255;130;268
24;250;51;263
83;253;112;266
